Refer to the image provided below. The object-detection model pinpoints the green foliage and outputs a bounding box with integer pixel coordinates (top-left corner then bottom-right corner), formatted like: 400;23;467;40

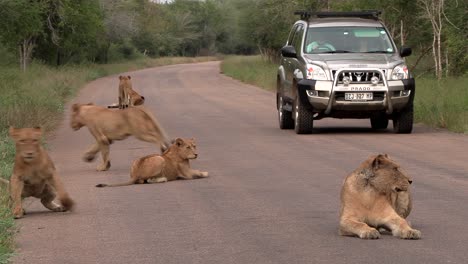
0;0;45;46
0;132;15;264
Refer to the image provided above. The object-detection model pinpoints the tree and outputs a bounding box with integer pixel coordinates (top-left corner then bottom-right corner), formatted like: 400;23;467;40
418;0;445;79
0;0;45;71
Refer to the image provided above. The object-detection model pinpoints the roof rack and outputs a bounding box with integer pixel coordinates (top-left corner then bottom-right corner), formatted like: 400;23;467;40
294;10;311;20
295;10;382;21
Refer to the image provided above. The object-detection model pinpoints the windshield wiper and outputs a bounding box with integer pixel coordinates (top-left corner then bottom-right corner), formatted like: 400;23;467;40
320;50;354;54
364;51;392;53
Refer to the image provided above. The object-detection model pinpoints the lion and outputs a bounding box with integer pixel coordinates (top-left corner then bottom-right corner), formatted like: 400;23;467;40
128;88;145;107
71;103;170;171
118;75;145;109
339;154;421;239
5;127;74;219
118;75;132;109
95;138;209;187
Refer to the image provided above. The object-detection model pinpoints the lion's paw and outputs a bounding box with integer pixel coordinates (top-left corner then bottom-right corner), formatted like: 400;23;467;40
399;228;421;240
359;229;380;239
52;206;66;212
83;153;96;162
201;171;209;178
96;161;111;171
13;208;24;219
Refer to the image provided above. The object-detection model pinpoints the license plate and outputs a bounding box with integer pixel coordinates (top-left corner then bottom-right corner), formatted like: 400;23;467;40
345;92;373;101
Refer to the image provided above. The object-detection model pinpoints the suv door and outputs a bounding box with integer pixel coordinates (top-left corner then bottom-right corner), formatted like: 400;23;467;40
284;24;305;100
281;24;297;100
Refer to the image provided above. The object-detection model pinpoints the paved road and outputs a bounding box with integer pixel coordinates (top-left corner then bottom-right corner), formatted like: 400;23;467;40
13;61;468;264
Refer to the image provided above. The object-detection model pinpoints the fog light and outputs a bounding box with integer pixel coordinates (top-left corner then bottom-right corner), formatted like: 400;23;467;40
400;90;411;96
343;76;351;86
306;90;318;97
371;76;380;85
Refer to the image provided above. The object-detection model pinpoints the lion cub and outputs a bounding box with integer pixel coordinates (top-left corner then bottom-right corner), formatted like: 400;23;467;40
339;154;420;239
96;138;209;188
118;75;144;109
7;127;74;218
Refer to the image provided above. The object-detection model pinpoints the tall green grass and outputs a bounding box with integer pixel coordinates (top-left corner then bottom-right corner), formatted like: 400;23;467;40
221;55;468;133
221;56;277;91
0;56;217;262
415;78;468;133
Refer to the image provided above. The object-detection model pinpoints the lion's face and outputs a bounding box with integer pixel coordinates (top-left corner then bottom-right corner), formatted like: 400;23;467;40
9;127;42;163
70;103;85;131
119;75;132;88
174;138;198;160
367;154;413;193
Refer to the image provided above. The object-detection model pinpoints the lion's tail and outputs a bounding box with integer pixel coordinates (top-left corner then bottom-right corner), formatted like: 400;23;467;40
0;178;9;185
95;179;137;188
137;106;171;150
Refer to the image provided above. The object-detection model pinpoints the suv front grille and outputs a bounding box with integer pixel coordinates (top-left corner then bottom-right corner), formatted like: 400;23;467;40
332;70;385;84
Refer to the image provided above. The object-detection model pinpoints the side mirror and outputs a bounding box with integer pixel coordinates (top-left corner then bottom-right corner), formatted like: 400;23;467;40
400;47;412;57
281;46;297;58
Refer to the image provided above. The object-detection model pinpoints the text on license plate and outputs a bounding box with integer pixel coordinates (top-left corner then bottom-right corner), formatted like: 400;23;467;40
345;92;373;101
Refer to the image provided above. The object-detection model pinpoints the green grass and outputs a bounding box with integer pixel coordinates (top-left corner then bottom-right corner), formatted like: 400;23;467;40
0;56;217;262
415;78;468;133
221;55;277;91
221;55;468;133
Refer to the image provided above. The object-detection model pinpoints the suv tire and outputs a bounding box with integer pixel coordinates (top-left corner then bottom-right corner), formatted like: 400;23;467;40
293;95;314;134
370;114;389;130
278;94;294;129
393;102;414;134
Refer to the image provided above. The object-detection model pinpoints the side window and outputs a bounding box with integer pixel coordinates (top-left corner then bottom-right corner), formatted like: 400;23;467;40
291;24;304;53
287;25;298;45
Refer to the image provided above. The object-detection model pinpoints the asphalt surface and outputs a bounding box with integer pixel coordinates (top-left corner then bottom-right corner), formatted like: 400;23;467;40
13;61;468;264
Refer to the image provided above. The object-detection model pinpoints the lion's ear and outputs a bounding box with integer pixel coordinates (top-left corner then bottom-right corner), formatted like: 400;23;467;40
175;138;184;147
72;103;80;112
33;126;43;137
8;126;18;140
127;75;131;79
372;154;387;170
119;75;123;80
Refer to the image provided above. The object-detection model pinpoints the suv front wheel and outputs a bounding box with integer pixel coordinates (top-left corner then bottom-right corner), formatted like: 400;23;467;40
293;95;314;134
393;102;414;133
371;113;389;130
278;94;294;129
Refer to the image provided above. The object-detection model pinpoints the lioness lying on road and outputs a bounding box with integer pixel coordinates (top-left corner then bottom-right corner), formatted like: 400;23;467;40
339;154;420;239
96;138;209;187
4;127;74;219
71;103;170;171
118;75;144;109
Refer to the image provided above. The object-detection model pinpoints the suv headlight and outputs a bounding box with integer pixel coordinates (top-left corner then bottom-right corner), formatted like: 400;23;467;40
391;64;409;80
306;64;327;80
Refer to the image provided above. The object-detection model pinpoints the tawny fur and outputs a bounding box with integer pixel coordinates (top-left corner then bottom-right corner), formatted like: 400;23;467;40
70;103;170;171
118;75;144;109
6;127;74;219
339;154;420;239
96;138;208;188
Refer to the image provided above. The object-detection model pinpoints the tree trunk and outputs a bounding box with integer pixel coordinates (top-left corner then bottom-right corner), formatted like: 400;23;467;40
19;37;35;72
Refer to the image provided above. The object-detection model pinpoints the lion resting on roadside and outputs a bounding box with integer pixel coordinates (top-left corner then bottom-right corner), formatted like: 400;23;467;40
5;127;74;219
339;154;421;239
71;103;170;171
118;75;145;109
96;138;209;187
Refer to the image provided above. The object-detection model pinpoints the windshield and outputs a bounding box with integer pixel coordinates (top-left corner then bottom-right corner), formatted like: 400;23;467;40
304;26;395;54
